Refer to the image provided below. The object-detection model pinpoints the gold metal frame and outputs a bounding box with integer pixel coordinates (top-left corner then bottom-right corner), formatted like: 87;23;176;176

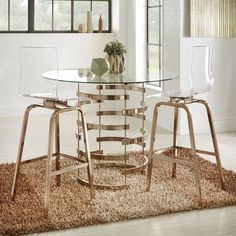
77;84;149;189
11;100;95;217
146;97;225;206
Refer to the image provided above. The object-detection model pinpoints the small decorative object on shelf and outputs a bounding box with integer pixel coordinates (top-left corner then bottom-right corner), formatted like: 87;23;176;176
78;68;91;77
104;40;127;74
87;11;93;33
98;14;103;33
78;24;87;33
91;58;109;76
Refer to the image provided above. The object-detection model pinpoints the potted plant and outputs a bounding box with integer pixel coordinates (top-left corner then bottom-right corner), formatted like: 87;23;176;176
104;40;127;74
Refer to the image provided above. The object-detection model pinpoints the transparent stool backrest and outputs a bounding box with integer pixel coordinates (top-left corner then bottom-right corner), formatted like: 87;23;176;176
190;45;214;93
19;46;59;98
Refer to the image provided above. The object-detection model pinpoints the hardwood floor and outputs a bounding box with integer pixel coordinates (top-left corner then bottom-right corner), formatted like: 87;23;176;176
1;114;236;236
32;207;236;236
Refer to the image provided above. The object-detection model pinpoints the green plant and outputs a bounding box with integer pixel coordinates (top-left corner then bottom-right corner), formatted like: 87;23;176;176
104;40;127;56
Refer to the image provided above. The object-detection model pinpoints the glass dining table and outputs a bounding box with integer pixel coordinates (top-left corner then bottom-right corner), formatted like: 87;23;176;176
42;68;178;189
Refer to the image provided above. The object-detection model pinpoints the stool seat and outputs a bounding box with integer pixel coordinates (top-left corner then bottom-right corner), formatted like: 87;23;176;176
163;88;209;99
23;93;85;102
24;93;62;101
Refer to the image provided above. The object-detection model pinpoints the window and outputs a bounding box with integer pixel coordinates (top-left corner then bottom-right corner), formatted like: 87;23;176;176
147;0;163;86
0;0;28;31
0;0;111;33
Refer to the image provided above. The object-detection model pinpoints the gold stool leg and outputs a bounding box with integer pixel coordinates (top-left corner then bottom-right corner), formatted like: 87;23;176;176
55;114;61;187
183;105;202;206
146;103;160;191
79;108;95;198
44;111;56;217
172;107;179;178
11;104;38;200
199;100;225;189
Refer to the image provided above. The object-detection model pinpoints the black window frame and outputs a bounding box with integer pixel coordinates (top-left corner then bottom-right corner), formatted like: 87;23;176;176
147;0;163;87
0;0;112;33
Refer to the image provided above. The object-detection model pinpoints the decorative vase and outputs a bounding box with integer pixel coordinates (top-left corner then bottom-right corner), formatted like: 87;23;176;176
98;14;103;33
78;24;87;33
91;58;109;76
106;54;125;74
87;11;93;33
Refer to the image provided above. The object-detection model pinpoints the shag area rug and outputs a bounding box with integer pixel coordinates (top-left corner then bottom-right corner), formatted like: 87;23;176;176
0;150;236;235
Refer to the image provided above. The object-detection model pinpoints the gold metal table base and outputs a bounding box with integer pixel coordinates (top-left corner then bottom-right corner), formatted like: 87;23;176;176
77;83;148;189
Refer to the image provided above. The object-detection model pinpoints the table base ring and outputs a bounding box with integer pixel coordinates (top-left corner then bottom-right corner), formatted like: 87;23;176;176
77;178;129;190
77;157;148;189
77;161;134;190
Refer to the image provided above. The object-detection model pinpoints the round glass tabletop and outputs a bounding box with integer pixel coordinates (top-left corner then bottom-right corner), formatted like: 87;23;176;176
42;68;179;85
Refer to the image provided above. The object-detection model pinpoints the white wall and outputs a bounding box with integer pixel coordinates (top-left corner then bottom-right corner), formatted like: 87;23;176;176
115;0;136;78
155;0;181;130
0;33;115;117
164;0;236;134
179;0;236;134
125;0;236;134
124;0;181;126
1;0;236;134
179;38;236;134
112;0;129;54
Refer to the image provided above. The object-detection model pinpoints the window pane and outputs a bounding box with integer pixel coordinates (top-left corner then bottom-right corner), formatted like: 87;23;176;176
148;7;159;44
35;0;52;30
0;0;8;30
92;1;109;31
148;0;160;6
0;0;111;33
10;0;28;31
148;45;160;79
74;1;90;30
54;0;71;30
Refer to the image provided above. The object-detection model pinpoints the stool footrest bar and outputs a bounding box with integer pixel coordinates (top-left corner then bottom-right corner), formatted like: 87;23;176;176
176;146;215;156
50;163;88;177
153;154;194;166
21;154;57;164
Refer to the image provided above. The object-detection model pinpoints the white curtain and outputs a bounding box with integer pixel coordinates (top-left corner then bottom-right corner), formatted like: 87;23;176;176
190;0;236;37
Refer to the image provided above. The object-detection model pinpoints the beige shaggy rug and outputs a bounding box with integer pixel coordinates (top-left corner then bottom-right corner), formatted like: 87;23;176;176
0;150;236;235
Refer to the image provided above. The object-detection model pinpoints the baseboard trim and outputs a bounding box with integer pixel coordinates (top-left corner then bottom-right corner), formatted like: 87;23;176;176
146;108;236;134
178;118;236;134
0;106;50;117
